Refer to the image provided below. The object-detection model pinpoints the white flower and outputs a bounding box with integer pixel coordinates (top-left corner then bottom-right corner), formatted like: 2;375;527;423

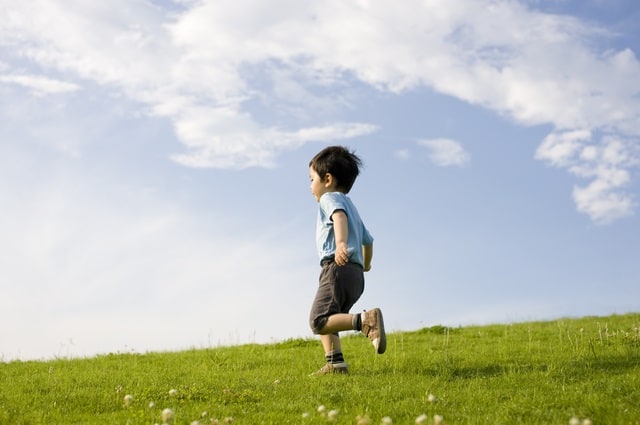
317;405;327;415
569;417;580;425
123;394;134;407
161;408;174;423
328;410;338;421
223;417;233;424
381;416;393;425
434;415;444;425
168;389;178;396
302;412;310;419
427;394;437;403
582;419;593;425
416;414;428;425
191;421;200;425
149;401;156;409
273;379;281;385
356;415;372;425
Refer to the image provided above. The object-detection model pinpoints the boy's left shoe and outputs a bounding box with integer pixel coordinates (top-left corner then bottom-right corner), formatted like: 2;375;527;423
361;308;386;354
310;362;349;376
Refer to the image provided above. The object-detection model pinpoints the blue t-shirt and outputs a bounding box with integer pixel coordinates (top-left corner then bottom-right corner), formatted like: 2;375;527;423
316;192;373;267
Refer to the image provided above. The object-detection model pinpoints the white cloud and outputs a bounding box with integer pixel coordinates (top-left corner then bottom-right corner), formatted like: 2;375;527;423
535;129;592;167
573;176;635;224
0;74;80;94
419;138;471;167
571;137;638;224
1;0;639;221
169;115;378;168
537;131;638;223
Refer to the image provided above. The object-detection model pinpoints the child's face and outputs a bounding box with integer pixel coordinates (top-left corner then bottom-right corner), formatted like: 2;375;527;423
309;166;334;202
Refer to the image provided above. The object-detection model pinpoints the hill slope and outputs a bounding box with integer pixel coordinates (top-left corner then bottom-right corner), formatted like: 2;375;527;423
1;313;639;424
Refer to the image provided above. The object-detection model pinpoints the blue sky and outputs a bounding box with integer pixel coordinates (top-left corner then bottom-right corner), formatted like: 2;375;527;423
1;0;639;361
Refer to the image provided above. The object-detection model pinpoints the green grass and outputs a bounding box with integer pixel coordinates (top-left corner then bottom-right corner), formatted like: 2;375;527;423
1;313;639;424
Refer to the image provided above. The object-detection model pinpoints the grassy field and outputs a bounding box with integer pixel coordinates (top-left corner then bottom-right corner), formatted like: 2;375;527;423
1;313;639;424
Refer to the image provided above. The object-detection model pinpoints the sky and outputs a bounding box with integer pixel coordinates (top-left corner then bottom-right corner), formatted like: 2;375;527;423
1;0;639;361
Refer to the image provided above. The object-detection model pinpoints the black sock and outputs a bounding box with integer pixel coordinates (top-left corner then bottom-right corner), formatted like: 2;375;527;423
325;351;345;364
352;313;362;331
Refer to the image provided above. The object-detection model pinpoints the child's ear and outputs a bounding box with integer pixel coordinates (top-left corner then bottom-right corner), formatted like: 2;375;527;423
324;173;334;187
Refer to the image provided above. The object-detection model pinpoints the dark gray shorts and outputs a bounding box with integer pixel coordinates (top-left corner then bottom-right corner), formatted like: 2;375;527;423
309;260;365;334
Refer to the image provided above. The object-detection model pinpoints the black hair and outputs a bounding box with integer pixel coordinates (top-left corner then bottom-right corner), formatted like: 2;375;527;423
309;146;363;193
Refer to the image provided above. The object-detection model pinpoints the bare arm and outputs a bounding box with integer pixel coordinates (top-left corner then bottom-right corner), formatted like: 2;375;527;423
332;210;349;266
363;244;373;272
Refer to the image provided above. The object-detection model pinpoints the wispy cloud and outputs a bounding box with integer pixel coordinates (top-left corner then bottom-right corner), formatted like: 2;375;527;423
0;74;79;95
395;149;411;161
419;138;471;167
1;0;638;222
537;130;639;223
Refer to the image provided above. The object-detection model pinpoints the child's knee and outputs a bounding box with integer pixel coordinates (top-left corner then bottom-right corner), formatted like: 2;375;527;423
310;316;328;334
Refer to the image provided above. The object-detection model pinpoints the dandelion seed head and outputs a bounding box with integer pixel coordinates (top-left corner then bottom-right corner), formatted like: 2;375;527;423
434;414;444;425
416;414;428;425
317;405;327;414
381;416;393;425
161;408;174;423
168;389;178;396
427;394;437;403
356;414;372;425
123;394;134;407
569;417;580;425
328;409;338;421
149;401;156;408
582;419;593;425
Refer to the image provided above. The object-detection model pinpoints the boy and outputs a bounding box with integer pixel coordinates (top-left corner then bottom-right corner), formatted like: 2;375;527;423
308;145;386;375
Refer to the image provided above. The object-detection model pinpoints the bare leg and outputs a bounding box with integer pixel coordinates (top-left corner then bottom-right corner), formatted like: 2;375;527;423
318;313;356;353
320;333;342;354
318;313;354;334
312;313;358;374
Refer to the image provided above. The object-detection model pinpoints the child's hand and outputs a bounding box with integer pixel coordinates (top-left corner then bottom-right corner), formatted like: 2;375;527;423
334;242;349;266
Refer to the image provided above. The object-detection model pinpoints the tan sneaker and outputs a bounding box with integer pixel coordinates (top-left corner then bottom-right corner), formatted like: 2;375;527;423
361;308;386;354
310;362;349;376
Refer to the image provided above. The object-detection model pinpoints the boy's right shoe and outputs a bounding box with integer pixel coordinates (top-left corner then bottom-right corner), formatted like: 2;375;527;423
361;308;386;354
311;362;349;376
